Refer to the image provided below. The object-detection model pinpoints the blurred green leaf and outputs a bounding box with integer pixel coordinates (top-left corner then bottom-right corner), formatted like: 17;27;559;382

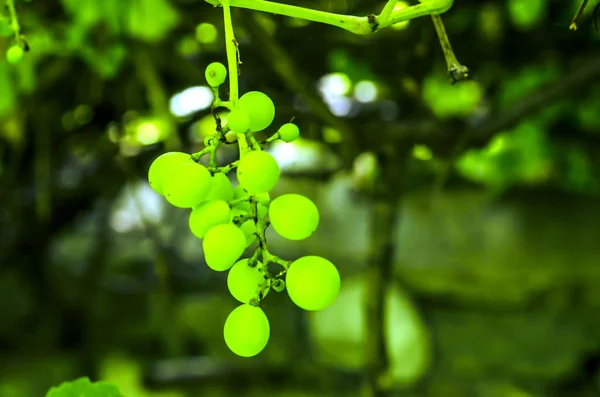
0;61;17;117
60;0;178;42
0;17;13;37
46;377;124;397
125;0;179;42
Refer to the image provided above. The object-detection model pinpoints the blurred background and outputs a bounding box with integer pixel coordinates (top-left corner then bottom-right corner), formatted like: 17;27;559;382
1;0;600;396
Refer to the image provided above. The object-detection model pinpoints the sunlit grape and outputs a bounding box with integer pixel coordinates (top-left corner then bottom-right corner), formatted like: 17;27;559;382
227;259;267;303
163;162;212;208
6;45;24;65
224;304;270;357
238;91;275;132
286;256;340;311
205;62;227;87
189;200;231;239
148;151;192;195
237;151;280;193
206;172;234;201
278;123;300;143
203;223;246;271
227;109;250;134
269;194;319;240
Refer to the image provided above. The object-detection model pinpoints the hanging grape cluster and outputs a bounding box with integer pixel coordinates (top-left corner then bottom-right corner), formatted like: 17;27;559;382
148;61;341;357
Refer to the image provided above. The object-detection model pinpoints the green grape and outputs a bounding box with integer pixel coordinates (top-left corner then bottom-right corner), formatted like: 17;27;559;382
203;223;246;271
6;45;24;65
278;123;300;142
286;256;340;311
189;200;231;239
269;194;319;240
237;151;280;194
205;62;227;87
227;109;250;134
229;208;257;247
238;91;275;132
205;172;234;201
224;304;270;357
148;151;192;196
227;259;267;303
232;185;269;218
163;162;212;208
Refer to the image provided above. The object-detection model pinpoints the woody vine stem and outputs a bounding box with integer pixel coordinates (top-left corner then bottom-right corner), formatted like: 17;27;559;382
206;0;470;83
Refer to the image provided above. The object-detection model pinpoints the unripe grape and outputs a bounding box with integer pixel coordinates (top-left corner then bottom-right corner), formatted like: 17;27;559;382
163;162;212;208
278;123;300;143
189;200;231;239
148;151;192;196
286;256;340;311
237;151;280;193
6;45;24;65
224;304;270;357
205;172;234;201
238;91;275;132
203;223;246;271
227;259;267;303
269;194;319;240
227;109;250;134
205;62;227;87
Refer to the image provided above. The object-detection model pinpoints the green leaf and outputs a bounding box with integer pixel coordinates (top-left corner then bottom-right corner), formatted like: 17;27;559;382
45;377;125;397
0;60;16;118
0;17;13;37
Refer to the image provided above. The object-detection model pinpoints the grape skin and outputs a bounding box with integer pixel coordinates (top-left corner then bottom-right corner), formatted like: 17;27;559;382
203;224;247;271
269;194;319;240
6;46;24;65
148;151;191;196
223;304;270;357
278;123;300;142
163;162;212;208
236;151;280;194
227;109;250;134
205;173;234;202
205;62;227;87
238;91;275;132
286;256;340;311
189;200;231;239
227;259;267;304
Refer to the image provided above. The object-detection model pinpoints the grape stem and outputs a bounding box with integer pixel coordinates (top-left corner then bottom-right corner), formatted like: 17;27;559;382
265;132;281;143
206;0;454;34
430;14;469;84
222;0;239;104
191;147;212;162
246;199;291;303
247;134;262;151
216;160;238;173
232;213;253;225
6;0;21;42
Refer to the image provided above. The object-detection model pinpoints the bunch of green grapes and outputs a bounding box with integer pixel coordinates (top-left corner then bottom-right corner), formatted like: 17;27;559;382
147;61;340;358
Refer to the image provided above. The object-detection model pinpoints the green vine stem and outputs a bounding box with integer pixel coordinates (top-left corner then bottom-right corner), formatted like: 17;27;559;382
206;0;454;34
6;0;21;41
430;14;469;83
377;0;398;27
570;0;589;30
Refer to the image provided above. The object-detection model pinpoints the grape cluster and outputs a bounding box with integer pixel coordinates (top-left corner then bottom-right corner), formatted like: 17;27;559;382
147;61;340;357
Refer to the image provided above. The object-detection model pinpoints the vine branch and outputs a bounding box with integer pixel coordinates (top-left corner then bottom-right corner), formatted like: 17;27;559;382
6;0;21;41
206;0;454;35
